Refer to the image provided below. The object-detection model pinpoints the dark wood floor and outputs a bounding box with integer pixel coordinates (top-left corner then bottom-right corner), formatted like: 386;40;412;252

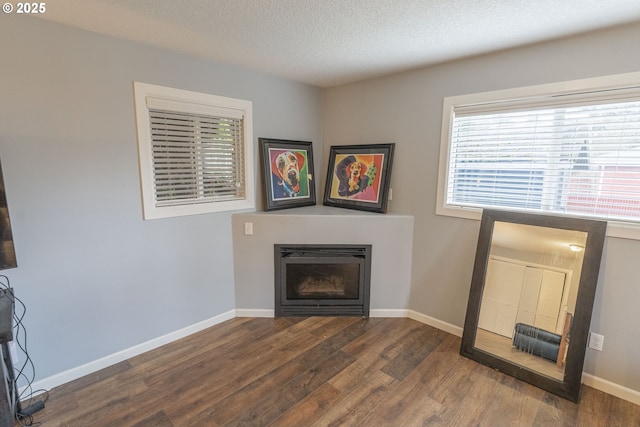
19;317;640;426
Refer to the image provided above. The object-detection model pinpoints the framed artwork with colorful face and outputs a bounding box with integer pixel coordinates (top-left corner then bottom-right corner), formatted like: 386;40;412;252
259;138;316;211
323;143;395;213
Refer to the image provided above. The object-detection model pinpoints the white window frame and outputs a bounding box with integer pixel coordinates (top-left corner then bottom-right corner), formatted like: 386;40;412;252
437;71;640;240
134;82;255;220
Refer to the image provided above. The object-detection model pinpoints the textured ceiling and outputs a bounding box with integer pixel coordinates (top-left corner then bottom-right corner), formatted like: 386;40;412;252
36;0;640;87
492;222;587;258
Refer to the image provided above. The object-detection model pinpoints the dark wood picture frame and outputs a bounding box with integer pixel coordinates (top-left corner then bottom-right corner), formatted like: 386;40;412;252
259;138;316;211
460;209;606;402
323;143;395;213
0;160;16;270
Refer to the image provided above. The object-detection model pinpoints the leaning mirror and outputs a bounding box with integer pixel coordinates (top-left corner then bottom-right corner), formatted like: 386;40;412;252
460;209;606;402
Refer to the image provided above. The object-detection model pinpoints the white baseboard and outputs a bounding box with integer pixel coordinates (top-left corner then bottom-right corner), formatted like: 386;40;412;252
236;308;408;317
27;308;639;407
235;309;410;318
407;310;464;337
235;308;274;317
28;310;235;393
370;309;408;317
582;373;640;406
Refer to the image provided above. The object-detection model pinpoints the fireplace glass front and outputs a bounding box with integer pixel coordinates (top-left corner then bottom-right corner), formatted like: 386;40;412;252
275;244;371;317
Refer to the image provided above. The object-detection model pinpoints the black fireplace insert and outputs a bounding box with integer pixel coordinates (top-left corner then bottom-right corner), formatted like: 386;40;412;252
274;244;371;317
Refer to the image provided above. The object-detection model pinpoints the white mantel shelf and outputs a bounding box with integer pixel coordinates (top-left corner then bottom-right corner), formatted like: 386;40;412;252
253;205;412;217
231;206;415;314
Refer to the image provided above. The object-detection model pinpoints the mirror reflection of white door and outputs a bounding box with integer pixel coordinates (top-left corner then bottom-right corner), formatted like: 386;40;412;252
534;270;566;332
515;267;544;326
479;258;567;338
478;259;525;338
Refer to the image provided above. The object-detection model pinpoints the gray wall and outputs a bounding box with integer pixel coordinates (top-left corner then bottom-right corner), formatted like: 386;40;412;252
0;16;321;381
322;22;640;392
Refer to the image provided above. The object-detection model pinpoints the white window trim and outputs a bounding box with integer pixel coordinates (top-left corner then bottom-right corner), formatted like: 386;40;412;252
133;82;255;220
436;71;640;241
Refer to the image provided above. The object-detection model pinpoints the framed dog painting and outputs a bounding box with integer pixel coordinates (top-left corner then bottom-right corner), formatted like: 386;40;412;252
323;143;395;213
259;138;316;211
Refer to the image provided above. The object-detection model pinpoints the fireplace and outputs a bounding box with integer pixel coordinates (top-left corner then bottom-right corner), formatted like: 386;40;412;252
274;244;371;317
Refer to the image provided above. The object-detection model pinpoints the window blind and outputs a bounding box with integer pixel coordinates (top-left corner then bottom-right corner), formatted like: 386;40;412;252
149;109;245;207
447;99;640;222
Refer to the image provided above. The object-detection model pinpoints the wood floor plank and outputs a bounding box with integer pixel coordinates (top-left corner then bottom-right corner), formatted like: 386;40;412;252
130;410;176;427
379;323;447;381
38;376;151;426
22;317;640;427
140;320;301;398
305;316;364;338
164;318;355;424
360;336;460;426
575;386;615;427
88;390;175;427
128;318;253;370
294;318;378;369
607;392;640;427
174;359;309;425
340;317;424;359
239;316;299;338
140;326;274;389
309;369;398;427
169;318;364;425
224;350;357;426
288;321;411;425
267;382;343;427
45;360;133;397
470;374;543;427
532;392;580;426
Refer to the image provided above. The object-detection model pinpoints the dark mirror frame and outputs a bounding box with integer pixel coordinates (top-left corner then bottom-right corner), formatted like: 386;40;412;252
460;209;607;402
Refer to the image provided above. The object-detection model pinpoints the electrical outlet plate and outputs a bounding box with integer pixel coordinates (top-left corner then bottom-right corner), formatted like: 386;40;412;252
589;332;604;351
244;222;253;235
